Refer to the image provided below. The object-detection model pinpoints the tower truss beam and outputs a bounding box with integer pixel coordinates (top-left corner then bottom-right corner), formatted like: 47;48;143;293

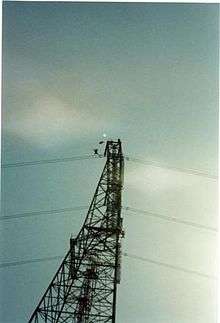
29;139;124;323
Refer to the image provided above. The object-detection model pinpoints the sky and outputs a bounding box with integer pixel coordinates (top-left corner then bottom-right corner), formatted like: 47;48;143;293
1;2;219;323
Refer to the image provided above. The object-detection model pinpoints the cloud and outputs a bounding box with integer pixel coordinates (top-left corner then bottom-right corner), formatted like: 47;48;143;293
124;161;218;227
5;95;106;148
125;164;187;194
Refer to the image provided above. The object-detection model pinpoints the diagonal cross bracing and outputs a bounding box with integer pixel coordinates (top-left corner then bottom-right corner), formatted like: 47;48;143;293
28;140;124;323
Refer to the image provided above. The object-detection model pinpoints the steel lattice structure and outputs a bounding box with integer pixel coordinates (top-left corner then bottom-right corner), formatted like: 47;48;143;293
29;139;124;323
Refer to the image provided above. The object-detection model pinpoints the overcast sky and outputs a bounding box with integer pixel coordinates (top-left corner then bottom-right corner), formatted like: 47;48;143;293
1;2;219;323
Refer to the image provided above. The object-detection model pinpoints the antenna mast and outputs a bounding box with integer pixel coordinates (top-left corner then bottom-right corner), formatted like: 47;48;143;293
29;139;124;323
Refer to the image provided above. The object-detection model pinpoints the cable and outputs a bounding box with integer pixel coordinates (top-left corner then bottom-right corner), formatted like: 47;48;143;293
125;156;218;180
0;253;216;280
0;256;62;268
0;206;88;221
1;206;216;235
123;252;217;280
2;154;217;181
1;154;103;168
123;206;217;233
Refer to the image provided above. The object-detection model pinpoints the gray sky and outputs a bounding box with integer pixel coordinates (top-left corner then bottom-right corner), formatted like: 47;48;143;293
1;2;219;323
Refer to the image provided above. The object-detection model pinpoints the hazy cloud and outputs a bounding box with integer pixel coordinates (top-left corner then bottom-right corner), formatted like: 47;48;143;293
5;95;109;147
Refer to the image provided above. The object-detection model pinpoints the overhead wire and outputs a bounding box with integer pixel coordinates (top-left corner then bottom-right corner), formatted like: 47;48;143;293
1;205;217;234
125;156;218;180
0;256;62;268
1;153;217;180
1;152;217;278
0;253;216;280
0;206;88;221
123;252;217;280
1;154;103;168
123;206;217;233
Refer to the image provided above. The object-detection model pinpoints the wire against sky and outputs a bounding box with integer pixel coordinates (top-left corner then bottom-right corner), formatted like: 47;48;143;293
123;253;217;280
0;253;216;280
0;206;88;221
1;154;102;168
1;205;216;234
1;154;217;180
125;156;218;180
123;206;217;233
0;256;63;268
